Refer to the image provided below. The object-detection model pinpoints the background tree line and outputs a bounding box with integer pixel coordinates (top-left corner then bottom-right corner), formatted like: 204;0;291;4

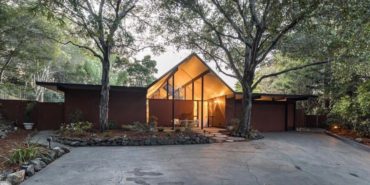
0;1;157;103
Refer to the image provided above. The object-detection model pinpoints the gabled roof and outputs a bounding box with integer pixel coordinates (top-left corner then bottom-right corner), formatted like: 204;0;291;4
147;53;235;99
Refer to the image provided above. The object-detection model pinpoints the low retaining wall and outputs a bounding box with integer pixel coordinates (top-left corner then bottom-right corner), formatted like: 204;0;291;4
55;133;211;146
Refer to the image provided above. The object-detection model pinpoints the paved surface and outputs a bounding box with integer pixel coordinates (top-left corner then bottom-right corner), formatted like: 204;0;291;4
22;132;370;185
30;130;69;148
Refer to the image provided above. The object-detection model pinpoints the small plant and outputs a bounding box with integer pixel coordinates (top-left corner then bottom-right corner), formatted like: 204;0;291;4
108;120;117;130
149;116;158;131
59;121;93;137
121;122;149;132
24;102;36;122
7;143;41;165
102;131;112;138
228;118;240;133
68;109;84;123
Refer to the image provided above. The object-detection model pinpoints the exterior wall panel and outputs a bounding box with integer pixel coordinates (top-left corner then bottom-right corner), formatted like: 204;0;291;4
64;89;146;128
149;99;193;127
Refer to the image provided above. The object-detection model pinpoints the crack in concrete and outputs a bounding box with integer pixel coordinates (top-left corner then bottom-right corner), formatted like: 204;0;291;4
349;173;359;178
129;168;163;177
243;157;262;185
126;177;150;185
157;182;184;185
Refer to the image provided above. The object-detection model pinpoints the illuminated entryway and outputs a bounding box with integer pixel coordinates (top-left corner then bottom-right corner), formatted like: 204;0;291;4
146;54;234;129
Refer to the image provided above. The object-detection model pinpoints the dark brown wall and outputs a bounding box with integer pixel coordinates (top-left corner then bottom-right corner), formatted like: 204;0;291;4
0;99;63;130
0;99;27;126
305;115;327;128
225;99;296;132
36;102;64;130
149;99;193;127
287;102;295;130
64;89;146;128
295;109;305;128
251;101;286;132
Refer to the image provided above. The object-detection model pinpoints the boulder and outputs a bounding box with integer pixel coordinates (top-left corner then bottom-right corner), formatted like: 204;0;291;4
61;147;70;153
53;147;65;157
40;156;52;164
0;173;6;181
0;131;6;139
30;158;46;171
47;150;57;160
21;164;35;177
0;181;11;185
6;170;25;185
355;138;363;143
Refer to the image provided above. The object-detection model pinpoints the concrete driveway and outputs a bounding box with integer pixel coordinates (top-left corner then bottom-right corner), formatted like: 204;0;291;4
22;132;370;185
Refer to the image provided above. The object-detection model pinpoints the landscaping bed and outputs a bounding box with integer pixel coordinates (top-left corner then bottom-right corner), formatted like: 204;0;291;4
329;128;370;147
0;130;70;185
55;130;211;146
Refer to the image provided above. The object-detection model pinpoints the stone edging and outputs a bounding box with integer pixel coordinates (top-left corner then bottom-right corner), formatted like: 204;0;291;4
0;146;70;185
325;131;370;152
55;134;211;147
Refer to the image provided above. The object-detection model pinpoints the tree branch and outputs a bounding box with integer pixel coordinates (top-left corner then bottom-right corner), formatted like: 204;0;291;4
210;0;248;44
257;3;318;63
251;60;330;89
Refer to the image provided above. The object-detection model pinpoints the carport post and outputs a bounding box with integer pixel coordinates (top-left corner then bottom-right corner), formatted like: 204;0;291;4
172;75;175;130
284;101;288;131
201;76;204;129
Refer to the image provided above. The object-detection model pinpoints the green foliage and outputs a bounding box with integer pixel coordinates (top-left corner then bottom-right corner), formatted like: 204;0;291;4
24;102;36;122
67;109;84;123
111;55;158;86
101;131;113;138
59;121;93;137
108;120;118;130
357;81;370;116
8;143;41;165
324;81;370;136
121;122;149;132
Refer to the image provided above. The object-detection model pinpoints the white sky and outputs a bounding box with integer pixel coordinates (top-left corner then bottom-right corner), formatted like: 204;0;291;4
135;46;238;90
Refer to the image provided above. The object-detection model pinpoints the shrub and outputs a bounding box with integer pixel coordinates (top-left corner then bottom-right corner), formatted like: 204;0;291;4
102;131;112;138
24;102;36;122
59;121;93;137
228;118;240;133
121;122;149;132
149;116;158;131
356;120;370;137
108;120;117;130
68;109;84;123
8;143;41;164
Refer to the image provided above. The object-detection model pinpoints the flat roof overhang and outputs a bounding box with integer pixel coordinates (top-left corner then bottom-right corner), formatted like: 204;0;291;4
234;92;317;101
36;81;147;93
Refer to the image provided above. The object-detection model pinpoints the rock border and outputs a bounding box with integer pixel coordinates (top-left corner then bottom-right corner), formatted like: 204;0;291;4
55;133;211;146
325;131;370;152
0;146;70;185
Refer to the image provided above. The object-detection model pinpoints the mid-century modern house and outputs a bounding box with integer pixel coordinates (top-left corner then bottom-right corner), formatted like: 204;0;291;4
36;53;314;132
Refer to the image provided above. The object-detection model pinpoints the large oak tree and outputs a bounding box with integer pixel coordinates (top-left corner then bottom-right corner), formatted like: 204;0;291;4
156;0;326;136
36;0;144;131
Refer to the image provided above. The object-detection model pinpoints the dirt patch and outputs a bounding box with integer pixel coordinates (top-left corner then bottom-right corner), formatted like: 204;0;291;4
0;130;33;172
330;128;370;147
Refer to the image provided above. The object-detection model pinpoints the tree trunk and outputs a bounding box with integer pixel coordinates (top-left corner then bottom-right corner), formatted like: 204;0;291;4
238;84;253;136
99;52;110;132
